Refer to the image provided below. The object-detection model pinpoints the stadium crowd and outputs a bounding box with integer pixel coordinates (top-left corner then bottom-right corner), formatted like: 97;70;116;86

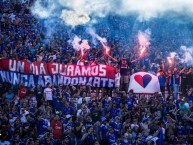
1;0;193;145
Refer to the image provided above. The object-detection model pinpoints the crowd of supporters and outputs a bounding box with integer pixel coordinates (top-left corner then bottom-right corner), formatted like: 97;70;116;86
1;0;193;145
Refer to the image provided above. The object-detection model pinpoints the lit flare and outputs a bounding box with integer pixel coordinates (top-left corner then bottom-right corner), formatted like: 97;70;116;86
105;46;110;55
168;58;172;64
101;41;110;55
81;49;84;57
140;46;146;56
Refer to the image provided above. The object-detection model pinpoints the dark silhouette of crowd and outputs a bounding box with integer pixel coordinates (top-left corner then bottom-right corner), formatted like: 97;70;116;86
1;0;193;145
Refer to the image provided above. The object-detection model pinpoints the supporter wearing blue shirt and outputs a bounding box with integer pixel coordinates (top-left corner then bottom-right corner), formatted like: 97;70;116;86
56;85;64;98
5;89;14;101
62;116;74;135
132;64;140;74
172;67;180;99
144;58;150;69
53;95;63;112
113;117;122;137
100;118;109;143
140;135;147;145
102;96;111;109
152;64;157;74
62;101;74;115
156;122;164;145
176;121;190;136
109;104;119;118
107;127;117;145
112;96;121;109
188;87;193;102
81;127;96;145
157;71;166;94
9;106;19;118
126;94;136;110
37;115;50;136
64;92;71;101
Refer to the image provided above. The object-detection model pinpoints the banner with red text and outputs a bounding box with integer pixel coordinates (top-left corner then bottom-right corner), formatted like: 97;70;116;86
0;59;116;88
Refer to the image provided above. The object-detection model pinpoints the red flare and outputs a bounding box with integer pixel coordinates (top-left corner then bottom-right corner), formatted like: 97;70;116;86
105;46;110;55
140;46;146;56
81;49;84;57
168;58;172;64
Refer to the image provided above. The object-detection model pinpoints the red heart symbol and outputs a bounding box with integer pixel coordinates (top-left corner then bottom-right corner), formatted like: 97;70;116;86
134;74;152;88
134;75;144;88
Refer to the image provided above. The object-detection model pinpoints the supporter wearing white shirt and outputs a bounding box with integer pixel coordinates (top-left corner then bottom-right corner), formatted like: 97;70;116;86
115;68;121;90
44;83;53;107
20;109;29;123
77;92;90;109
77;104;90;117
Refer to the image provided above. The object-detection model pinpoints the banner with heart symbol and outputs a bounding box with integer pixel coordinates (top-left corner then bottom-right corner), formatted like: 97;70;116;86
128;72;160;94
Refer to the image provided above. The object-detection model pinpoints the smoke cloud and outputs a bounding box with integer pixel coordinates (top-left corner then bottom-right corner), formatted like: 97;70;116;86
86;27;111;54
137;29;151;56
31;0;193;26
168;46;193;66
167;52;177;61
60;10;90;27
180;46;193;65
87;28;107;45
70;36;90;52
31;0;57;19
137;29;151;48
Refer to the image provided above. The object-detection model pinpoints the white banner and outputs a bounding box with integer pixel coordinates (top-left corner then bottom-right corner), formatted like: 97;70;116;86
128;72;160;94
